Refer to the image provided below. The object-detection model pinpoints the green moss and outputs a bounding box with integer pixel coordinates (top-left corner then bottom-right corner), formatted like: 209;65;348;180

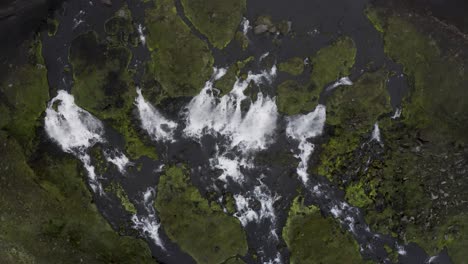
180;0;246;49
0;132;153;263
364;7;385;33
235;31;249;50
345;182;373;208
0;38;49;152
276;37;356;115
276;80;318;115
282;196;362;264
317;69;391;180
380;15;468;144
310;36;357;90
69;30;157;161
278;57;304;76
47;17;59;36
105;5;138;47
155;166;248;264
223;257;246;264
214;56;254;96
144;0;214;97
106;182;137;215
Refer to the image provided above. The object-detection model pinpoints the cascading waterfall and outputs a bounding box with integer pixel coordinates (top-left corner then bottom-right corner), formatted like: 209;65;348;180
104;150;132;173
234;181;279;239
135;88;178;142
286;104;327;184
44;90;105;193
131;187;165;250
286;104;410;263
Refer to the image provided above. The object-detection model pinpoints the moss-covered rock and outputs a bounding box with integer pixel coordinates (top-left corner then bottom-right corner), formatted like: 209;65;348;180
311;7;468;262
106;182;137;215
278;57;304;76
0;38;49;153
180;0;246;49
144;0;214;97
276;37;357;115
104;5;139;47
0;132;154;263
310;36;356;90
317;69;391;180
213;56;254;96
69;27;157;161
282;196;362;264
155;166;248;264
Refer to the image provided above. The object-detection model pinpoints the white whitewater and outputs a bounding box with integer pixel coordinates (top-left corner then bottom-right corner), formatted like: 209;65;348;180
131;187;165;250
137;24;146;45
104;150;132;173
325;76;353;92
184;66;278;183
135;88;178;142
234;182;278;230
286;104;327;184
241;17;251;35
44;90;105;193
391;107;402;119
184;66;278;152
371;122;382;143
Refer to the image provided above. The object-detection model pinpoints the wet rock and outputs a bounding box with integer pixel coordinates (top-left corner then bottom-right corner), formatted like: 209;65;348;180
254;24;269;34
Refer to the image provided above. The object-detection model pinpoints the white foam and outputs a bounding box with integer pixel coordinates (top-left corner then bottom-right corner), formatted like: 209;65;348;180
241;17;251;35
184;66;278;153
105;150;132;173
326;76;353;91
44;90;105;193
135;88;178;142
137;24;146;45
45;90;104;152
234;182;278;238
391;108;402;119
286;105;326;184
259;52;270;62
264;253;282;264
371;122;382;143
212;154;249;183
131;187;165;250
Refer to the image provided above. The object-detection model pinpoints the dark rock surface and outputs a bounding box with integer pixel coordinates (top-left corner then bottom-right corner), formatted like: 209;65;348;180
0;0;63;63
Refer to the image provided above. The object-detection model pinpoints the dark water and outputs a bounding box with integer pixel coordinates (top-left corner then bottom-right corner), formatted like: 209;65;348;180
36;0;458;263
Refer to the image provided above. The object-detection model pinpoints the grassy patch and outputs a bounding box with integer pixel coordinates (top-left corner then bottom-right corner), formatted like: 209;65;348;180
282;196;362;264
144;0;214;97
155;166;248;264
70;24;157;161
0;132;153;263
180;0;246;49
276;37;356;115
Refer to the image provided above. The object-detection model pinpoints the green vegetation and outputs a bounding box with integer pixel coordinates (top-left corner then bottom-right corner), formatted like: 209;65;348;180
317;69;391;179
276;37;357;115
0;38;49;153
69;7;158;161
155;166;248;264
180;0;246;49
106;182;137;215
214;56;254;95
47;17;59;36
278;57;304;76
105;5;139;47
144;0;214;97
311;7;468;262
0;132;154;263
282;196;362;264
310;36;356;90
